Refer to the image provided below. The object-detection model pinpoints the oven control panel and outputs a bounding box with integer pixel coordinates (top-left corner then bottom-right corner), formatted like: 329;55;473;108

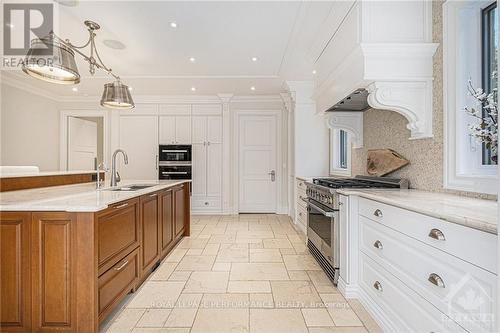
306;183;337;210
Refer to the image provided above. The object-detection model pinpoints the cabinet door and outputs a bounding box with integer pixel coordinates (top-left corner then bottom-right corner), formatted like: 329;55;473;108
160;189;174;257
31;212;77;332
159;116;176;144
174;186;186;237
192;116;207;144
191;143;207;196
119;116;158;180
175;116;192;144
206;143;222;196
0;212;31;332
140;193;160;276
207;116;222;144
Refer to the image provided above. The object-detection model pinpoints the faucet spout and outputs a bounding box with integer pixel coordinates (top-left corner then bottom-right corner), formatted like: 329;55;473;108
110;149;129;187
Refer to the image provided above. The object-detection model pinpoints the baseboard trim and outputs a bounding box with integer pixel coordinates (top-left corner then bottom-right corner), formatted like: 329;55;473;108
357;287;398;333
337;279;358;299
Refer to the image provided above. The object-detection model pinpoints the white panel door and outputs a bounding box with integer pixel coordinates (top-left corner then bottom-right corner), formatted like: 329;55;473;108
207;116;222;144
159;116;176;144
207;143;222;196
192;143;207;196
175;116;192;144
68;117;97;170
192;116;207;144
119;116;158;180
238;115;277;213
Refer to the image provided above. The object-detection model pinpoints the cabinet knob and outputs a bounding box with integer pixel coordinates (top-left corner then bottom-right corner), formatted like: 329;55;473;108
373;209;383;218
373;281;383;292
428;228;445;241
204;202;209;205
428;273;445;288
373;240;383;250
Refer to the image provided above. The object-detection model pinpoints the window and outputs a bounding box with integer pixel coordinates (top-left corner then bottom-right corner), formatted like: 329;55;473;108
330;129;351;176
444;0;498;195
481;2;498;165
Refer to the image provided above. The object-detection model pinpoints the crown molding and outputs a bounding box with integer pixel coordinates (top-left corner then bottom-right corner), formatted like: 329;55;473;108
1;72;61;101
230;95;284;103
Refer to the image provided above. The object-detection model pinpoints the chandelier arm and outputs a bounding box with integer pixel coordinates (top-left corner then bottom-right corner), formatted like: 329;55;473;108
92;41;120;80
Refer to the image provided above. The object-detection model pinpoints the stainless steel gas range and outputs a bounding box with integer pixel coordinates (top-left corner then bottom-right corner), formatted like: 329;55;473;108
305;175;409;285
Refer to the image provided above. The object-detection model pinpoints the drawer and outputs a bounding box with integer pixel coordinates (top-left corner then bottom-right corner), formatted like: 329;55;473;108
97;198;140;275
296;178;307;191
359;198;497;273
296;187;308;209
98;248;139;321
359;253;468;333
296;204;308;226
192;196;221;211
360;216;496;333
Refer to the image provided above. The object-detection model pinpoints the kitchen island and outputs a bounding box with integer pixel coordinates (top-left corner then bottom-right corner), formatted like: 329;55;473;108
0;180;191;333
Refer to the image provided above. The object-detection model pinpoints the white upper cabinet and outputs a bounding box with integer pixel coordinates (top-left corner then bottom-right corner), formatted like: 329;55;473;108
159;104;192;144
119;115;158;180
192;104;222;145
192;116;207;144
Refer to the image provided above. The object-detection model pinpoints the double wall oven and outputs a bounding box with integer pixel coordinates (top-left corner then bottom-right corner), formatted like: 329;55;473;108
158;145;192;180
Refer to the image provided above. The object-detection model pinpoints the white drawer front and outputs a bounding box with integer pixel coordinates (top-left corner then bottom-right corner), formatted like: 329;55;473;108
296;187;308;209
359;198;497;274
296;178;307;191
360;253;468;333
296;204;307;226
192;197;221;211
360;216;496;333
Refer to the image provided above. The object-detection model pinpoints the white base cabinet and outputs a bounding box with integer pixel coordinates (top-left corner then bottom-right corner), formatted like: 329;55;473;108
340;195;497;333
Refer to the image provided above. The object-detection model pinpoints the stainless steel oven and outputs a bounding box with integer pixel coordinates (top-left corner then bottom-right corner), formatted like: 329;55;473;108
159;145;191;163
306;198;339;284
159;165;192;180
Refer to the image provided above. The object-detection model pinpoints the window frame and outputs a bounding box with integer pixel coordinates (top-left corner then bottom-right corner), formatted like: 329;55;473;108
443;0;498;195
330;129;352;177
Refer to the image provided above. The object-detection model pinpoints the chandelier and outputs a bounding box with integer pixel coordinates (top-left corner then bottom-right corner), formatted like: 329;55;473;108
23;20;134;109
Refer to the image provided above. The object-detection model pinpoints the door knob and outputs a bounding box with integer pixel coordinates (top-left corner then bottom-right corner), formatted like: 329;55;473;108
268;170;276;182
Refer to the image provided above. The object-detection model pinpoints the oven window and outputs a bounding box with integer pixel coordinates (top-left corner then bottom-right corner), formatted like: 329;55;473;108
308;206;331;247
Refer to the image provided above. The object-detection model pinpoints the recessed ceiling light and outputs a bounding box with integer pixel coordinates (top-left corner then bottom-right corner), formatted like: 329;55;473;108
72;87;78;92
189;57;196;63
191;87;196;92
250;86;256;91
251;57;258;62
170;22;177;28
103;39;126;50
312;69;317;74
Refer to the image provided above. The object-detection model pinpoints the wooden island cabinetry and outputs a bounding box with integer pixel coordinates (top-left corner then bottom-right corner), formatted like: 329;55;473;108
0;182;190;333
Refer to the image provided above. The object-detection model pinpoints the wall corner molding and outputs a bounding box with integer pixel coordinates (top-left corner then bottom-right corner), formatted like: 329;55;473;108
326;112;364;148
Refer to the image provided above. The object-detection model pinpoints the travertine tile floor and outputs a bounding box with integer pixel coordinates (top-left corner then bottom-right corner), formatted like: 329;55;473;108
101;214;382;333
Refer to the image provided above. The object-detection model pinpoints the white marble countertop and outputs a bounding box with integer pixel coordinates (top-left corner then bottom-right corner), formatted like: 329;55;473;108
0;170;98;178
337;189;497;234
0;180;190;212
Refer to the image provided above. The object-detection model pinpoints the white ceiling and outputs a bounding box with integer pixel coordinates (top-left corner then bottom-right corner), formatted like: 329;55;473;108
6;1;335;96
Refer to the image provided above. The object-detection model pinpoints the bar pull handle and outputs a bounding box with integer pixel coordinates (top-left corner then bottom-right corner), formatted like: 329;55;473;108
149;193;157;197
373;240;383;250
428;273;445;288
114;260;129;271
114;203;129;209
428;228;445;241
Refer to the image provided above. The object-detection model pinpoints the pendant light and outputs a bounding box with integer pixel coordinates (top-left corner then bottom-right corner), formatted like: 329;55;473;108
22;20;134;109
100;81;134;109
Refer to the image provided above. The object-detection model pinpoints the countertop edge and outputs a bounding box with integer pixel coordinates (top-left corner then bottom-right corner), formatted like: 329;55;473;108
337;189;497;235
0;180;191;213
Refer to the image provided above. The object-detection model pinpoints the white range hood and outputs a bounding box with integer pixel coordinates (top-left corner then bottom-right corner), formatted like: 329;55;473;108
313;1;438;143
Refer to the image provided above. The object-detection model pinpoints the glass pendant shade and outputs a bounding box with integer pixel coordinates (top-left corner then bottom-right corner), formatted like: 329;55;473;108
22;36;80;84
100;81;135;109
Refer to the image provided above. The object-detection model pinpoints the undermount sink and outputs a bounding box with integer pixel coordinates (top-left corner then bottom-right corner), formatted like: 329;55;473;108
106;184;156;191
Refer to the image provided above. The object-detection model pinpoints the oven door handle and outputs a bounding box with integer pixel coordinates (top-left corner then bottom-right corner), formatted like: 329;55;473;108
162;150;188;153
307;200;337;217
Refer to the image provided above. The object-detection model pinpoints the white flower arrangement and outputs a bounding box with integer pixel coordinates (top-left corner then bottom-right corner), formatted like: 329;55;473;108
464;71;498;164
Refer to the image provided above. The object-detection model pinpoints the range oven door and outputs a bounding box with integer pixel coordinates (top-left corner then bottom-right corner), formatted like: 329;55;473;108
307;200;339;269
159;165;192;180
159;145;192;163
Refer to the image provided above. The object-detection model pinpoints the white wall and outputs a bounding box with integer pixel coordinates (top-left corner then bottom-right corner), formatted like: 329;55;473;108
1;83;60;171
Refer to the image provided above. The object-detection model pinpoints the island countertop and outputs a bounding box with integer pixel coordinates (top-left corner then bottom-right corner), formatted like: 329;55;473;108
0;180;191;212
337;188;497;234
